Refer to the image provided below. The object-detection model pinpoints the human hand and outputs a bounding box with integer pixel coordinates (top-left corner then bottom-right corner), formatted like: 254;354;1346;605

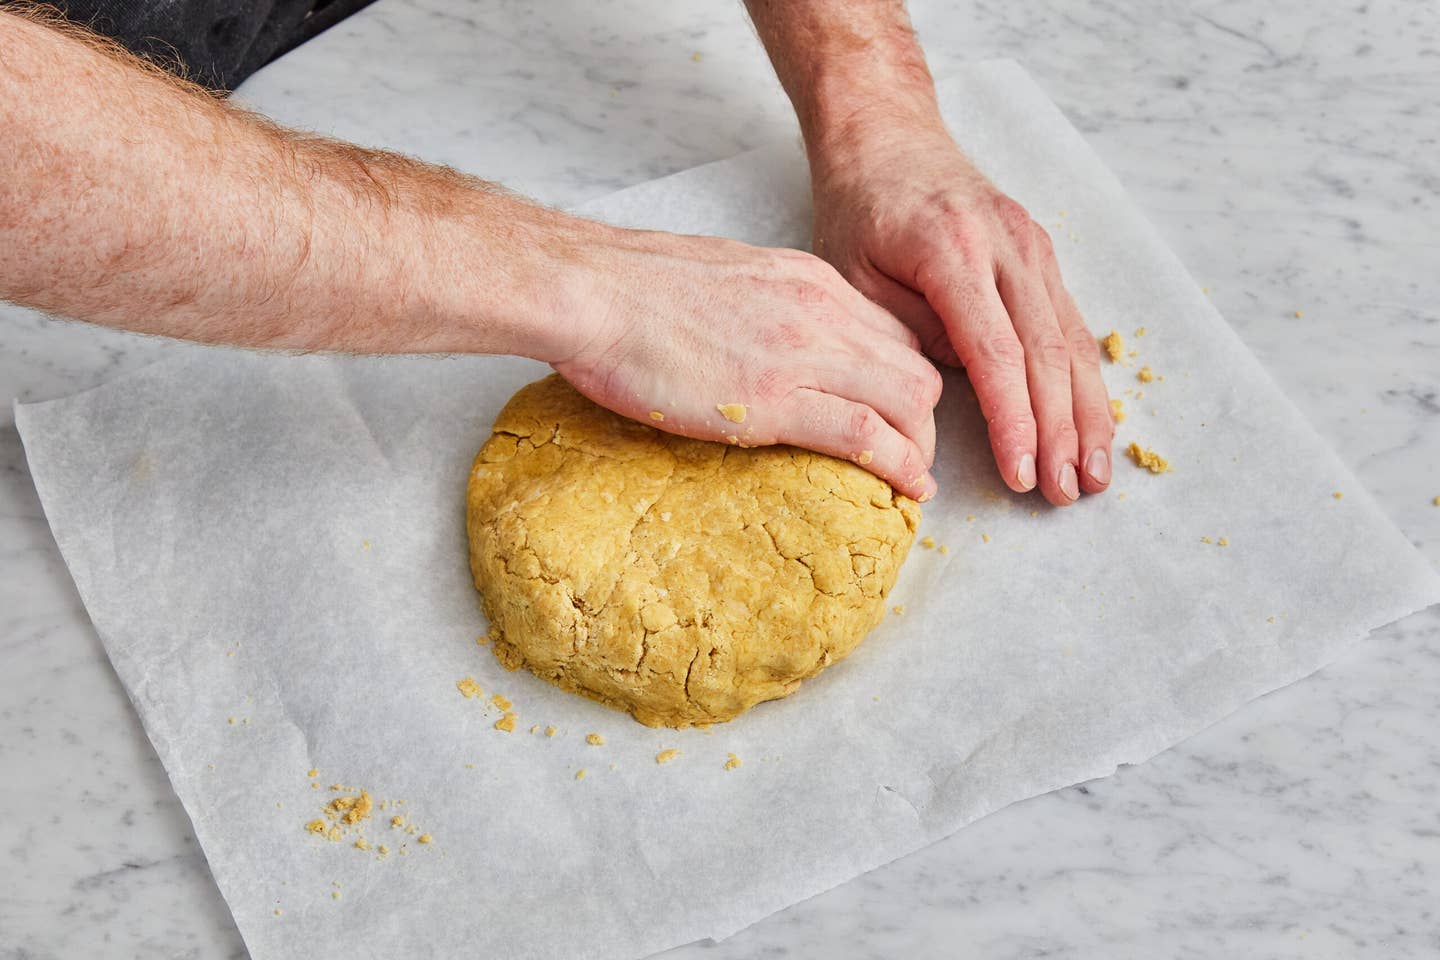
809;125;1113;506
547;225;942;501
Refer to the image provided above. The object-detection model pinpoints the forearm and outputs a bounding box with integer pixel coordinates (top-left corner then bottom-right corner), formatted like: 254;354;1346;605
0;11;587;359
744;0;945;172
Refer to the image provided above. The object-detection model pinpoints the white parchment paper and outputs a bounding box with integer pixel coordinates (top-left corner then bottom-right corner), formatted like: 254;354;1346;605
16;62;1440;960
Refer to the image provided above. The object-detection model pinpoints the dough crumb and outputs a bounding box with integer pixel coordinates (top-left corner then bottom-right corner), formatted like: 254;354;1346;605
1137;366;1156;383
377;844;389;856
965;515;975;522
892;605;905;616
391;815;405;828
330;790;373;825
332;890;341;901
417;834;433;844
544;726;557;737
691;51;702;61
655;749;680;764
586;733;605;746
1200;536;1213;544
1293;309;1303;318
354;838;370;851
305;819;327;835
1433;496;1440;506
982;533;991;543
1126;442;1172;473
1217;537;1229;547
724;753;742;771
648;410;665;422
476;634;489;645
455;676;482;699
490;693;512;711
1333;491;1344;500
920;536;936;549
307;768;319;778
716;402;747;423
1267;616;1276;623
495;712;517;733
1100;330;1124;362
938;544;949;554
575;769;587;780
1110;398;1126;423
529;724;539;734
1135;326;1147;337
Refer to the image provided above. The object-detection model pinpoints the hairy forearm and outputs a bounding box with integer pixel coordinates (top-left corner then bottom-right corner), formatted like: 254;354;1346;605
0;11;589;359
744;0;945;170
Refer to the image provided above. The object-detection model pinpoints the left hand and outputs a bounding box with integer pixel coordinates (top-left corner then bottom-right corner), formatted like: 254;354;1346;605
809;123;1113;507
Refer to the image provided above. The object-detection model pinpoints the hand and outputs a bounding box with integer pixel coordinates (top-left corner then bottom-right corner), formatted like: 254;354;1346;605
548;225;942;501
809;125;1114;506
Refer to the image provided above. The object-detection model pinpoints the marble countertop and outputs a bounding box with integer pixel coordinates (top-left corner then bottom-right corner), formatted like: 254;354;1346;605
3;0;1437;956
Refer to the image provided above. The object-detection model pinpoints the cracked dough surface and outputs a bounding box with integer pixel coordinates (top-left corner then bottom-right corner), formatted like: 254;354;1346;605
465;375;920;728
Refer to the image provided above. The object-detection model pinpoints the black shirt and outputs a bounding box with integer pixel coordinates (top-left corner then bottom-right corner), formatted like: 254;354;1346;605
40;0;374;91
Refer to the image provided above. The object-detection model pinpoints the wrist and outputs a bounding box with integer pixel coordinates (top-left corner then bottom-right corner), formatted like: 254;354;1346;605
444;197;608;363
806;102;954;196
357;177;608;363
799;73;952;184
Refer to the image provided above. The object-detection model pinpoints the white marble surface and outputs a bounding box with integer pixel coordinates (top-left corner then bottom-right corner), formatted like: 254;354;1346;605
2;1;1437;957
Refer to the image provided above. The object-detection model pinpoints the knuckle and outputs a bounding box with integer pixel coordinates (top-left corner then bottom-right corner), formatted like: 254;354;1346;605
1031;222;1055;256
922;363;945;405
847;406;883;442
1066;326;1102;366
992;196;1034;236
1032;334;1073;374
907;363;944;409
1048;419;1081;451
899;373;934;414
986;411;1036;451
973;331;1027;370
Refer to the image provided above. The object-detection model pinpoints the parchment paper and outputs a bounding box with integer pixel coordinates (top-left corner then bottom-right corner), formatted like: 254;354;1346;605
16;62;1440;960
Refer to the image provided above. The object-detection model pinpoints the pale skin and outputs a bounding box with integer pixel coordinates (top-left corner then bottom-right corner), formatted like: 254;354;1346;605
0;2;1110;505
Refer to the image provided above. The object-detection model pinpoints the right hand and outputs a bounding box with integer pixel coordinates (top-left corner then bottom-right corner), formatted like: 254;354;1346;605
548;225;942;501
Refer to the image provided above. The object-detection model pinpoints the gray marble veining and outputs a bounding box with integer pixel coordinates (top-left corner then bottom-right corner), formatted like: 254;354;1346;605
2;1;1437;957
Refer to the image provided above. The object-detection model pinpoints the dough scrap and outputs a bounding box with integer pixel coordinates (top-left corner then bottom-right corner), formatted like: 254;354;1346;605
465;374;920;728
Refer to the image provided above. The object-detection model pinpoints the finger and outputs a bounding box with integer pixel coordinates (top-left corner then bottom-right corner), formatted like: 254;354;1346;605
776;388;936;501
824;266;924;352
812;329;941;466
918;261;1038;494
1042;254;1113;493
995;253;1081;506
851;265;961;367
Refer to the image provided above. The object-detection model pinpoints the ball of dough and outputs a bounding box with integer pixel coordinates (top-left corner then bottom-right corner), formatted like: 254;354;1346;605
465;375;920;728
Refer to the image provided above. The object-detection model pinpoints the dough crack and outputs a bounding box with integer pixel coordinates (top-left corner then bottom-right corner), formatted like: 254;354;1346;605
467;374;920;727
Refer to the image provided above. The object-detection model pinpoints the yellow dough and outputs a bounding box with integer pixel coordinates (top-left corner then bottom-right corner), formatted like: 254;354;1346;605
465;375;920;728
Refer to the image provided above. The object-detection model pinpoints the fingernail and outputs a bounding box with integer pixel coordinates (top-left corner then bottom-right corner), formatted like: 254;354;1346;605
1059;462;1079;501
1017;453;1037;491
1085;448;1111;485
917;473;938;503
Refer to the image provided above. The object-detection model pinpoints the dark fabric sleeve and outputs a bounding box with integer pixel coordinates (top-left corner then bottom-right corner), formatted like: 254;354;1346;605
12;0;373;92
